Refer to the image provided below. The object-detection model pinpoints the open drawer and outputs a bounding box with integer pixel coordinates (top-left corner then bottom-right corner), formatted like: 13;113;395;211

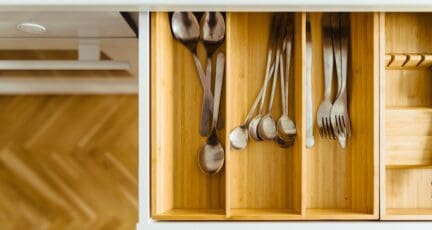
150;12;379;220
381;13;432;220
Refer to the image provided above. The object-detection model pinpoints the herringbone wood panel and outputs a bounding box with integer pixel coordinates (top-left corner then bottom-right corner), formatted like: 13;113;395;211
0;95;138;230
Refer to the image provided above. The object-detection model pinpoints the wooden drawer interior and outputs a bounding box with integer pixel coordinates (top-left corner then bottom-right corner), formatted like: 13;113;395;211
150;12;378;221
305;13;378;219
382;13;432;220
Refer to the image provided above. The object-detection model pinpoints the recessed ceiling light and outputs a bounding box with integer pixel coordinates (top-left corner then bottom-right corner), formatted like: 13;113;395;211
17;22;46;34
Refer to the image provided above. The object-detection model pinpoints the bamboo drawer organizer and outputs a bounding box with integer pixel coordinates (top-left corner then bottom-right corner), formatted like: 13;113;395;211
381;13;432;220
151;12;430;221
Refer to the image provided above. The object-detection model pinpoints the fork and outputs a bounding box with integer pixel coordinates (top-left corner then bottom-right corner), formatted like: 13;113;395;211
317;14;335;139
330;14;351;148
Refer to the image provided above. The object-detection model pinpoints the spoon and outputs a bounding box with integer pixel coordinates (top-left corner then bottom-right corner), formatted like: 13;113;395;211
275;53;295;147
258;15;287;141
257;50;280;140
248;15;280;141
171;12;213;137
200;12;226;130
198;52;225;175
229;64;274;150
277;19;297;146
248;51;274;141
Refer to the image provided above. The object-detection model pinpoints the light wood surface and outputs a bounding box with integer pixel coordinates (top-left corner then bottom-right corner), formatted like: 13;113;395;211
150;12;225;220
305;13;378;219
381;13;432;220
0;95;138;229
227;13;301;215
385;108;432;167
151;12;378;221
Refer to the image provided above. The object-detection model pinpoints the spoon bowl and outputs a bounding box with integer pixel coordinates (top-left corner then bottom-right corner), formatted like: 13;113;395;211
275;135;295;148
248;116;262;141
277;114;297;137
200;12;226;53
229;125;249;150
171;12;200;51
198;131;225;175
198;52;225;175
258;114;277;140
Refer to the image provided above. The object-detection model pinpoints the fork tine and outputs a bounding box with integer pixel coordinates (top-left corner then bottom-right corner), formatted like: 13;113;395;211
322;118;327;139
338;115;343;131
330;115;337;136
341;115;346;130
325;117;332;139
318;117;325;138
336;115;343;135
318;125;324;138
328;117;335;139
338;115;345;134
341;115;347;133
322;117;328;139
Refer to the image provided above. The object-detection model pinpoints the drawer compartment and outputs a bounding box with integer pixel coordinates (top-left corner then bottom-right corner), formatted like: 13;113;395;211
381;13;432;220
150;12;379;220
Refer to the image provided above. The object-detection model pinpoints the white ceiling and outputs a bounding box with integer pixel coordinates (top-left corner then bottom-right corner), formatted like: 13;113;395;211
0;12;136;38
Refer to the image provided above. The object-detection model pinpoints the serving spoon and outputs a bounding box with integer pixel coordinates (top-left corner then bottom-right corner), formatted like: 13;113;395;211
171;12;213;136
198;52;225;175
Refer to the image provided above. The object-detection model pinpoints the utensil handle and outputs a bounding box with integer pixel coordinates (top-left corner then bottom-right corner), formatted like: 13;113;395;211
279;52;286;115
193;53;213;136
331;15;343;98
243;63;275;125
267;50;280;112
322;15;334;100
284;23;293;116
193;54;213;100
341;14;351;136
212;52;225;128
306;21;314;149
341;14;349;95
258;50;274;114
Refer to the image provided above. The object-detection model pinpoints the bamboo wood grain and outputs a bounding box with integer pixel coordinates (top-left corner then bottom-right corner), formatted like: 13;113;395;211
150;12;226;220
305;13;378;220
382;13;432;220
379;12;387;220
226;13;302;219
151;12;378;221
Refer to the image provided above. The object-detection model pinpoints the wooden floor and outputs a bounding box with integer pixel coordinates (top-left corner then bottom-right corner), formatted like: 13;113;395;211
0;95;138;229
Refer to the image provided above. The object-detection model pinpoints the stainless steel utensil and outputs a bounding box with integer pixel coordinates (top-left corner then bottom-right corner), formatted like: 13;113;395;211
306;21;315;148
171;12;213;137
317;14;336;139
248;52;274;141
330;14;351;149
258;50;280;140
229;65;274;150
198;52;225;175
248;15;280;141
276;18;297;147
258;14;288;141
200;12;226;134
